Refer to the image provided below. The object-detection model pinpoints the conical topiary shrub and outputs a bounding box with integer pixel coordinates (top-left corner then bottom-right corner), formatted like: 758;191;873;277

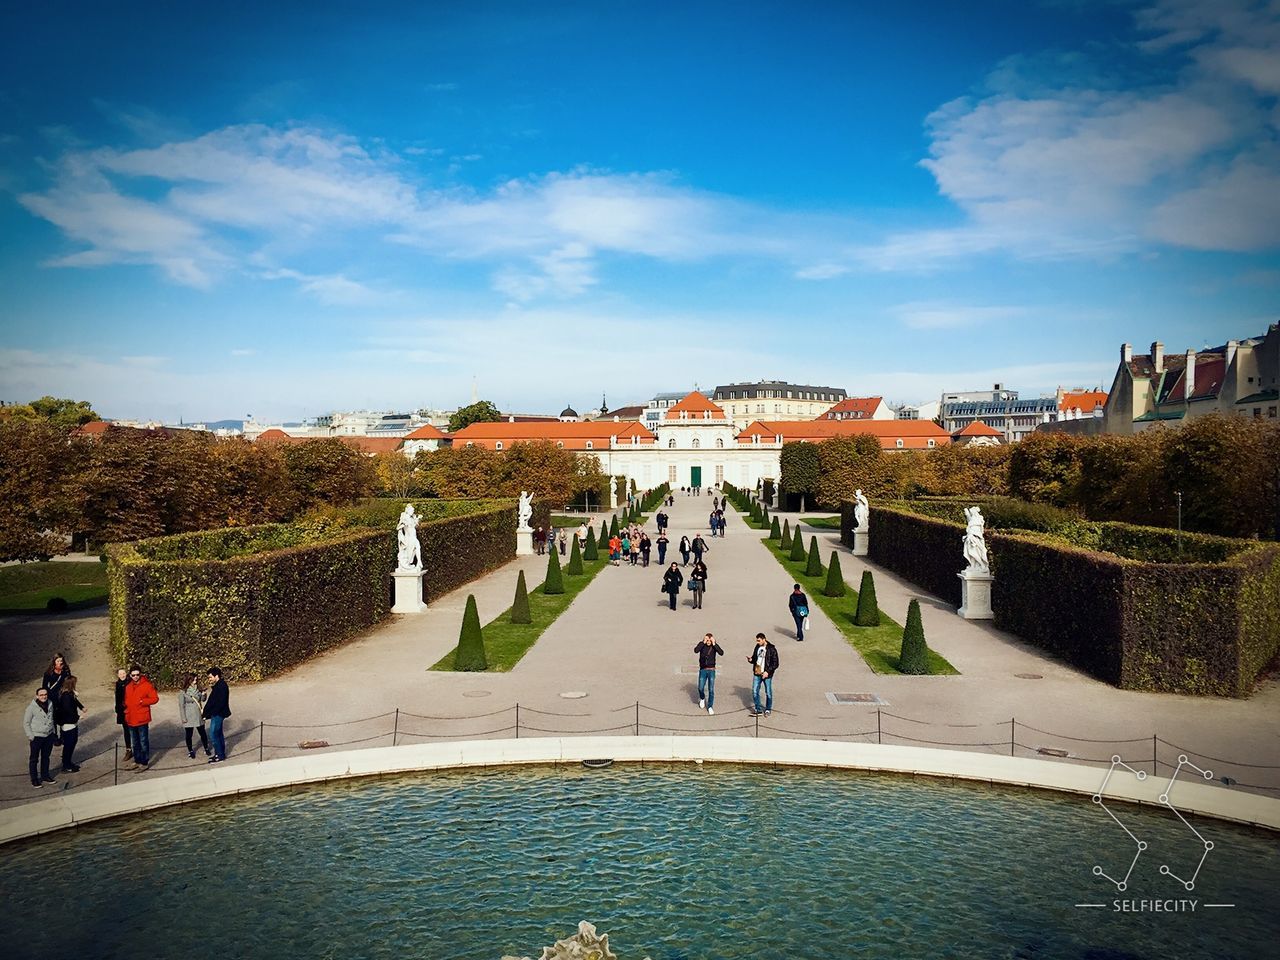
542;547;564;595
510;570;531;624
780;519;792;549
610;515;620;537
566;536;583;575
599;520;609;546
789;528;808;561
823;552;846;597
769;516;781;540
453;594;488;671
583;527;598;561
762;506;770;527
854;570;880;626
805;535;824;577
898;598;929;674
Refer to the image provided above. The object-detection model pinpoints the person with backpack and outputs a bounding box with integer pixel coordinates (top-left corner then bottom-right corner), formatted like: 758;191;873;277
788;583;810;641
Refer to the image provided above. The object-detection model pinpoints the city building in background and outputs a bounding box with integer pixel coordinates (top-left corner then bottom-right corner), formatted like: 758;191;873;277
712;380;847;430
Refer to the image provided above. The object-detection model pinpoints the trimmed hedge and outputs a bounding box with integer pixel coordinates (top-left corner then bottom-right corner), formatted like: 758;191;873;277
857;500;1280;696
108;499;517;684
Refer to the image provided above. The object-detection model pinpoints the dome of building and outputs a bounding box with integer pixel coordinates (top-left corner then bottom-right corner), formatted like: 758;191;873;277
560;405;578;419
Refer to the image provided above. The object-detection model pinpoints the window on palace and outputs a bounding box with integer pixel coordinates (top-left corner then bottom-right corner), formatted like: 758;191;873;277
556;441;564;448
585;441;593;449
669;438;676;448
716;438;724;448
466;442;474;447
757;404;764;413
895;439;904;448
704;410;711;419
692;438;700;449
669;464;677;482
927;439;936;448
495;441;503;450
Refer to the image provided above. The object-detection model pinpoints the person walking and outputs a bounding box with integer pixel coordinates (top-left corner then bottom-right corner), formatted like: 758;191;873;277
691;533;708;564
608;534;622;566
656;532;669;565
534;526;547;556
24;687;57;787
656;511;666;534
678;535;691;566
639;533;651;567
629;535;640;566
689;559;708;609
661;562;684;610
203;667;231;763
694;633;725;714
707;510;718;536
54;676;85;772
114;667;132;762
558;530;567;555
788;584;810;641
179;673;211;759
746;633;779;717
620;532;632;566
123;664;159;770
576;522;588;547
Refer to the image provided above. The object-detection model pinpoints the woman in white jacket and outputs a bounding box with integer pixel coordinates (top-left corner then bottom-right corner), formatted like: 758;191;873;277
178;673;211;759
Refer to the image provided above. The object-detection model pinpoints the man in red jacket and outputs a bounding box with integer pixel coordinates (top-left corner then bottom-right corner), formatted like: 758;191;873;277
123;664;159;770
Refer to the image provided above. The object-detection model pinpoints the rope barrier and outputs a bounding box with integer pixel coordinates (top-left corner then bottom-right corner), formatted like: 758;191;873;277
398;707;515;720
761;725;879;739
264;712;396;729
1014;722;1151;744
637;721;757;734
1155;739;1280;770
640;703;751;718
395;725;517;740
879;711;1008;729
516;722;638;735
884;731;1011;748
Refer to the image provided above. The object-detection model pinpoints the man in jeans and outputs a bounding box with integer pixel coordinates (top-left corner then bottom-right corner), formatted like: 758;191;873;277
788;583;810;641
23;687;57;787
694;633;724;715
203;666;232;763
746;633;779;717
123;664;159;770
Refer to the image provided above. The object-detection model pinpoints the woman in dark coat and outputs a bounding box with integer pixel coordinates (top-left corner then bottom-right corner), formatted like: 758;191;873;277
678;536;691;566
114;667;131;761
688;559;708;609
661;563;684;611
54;676;85;772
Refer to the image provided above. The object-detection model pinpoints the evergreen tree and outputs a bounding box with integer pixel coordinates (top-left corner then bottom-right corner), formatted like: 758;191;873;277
805;535;824;577
823;552;846;597
762;506;770;527
566;535;583;575
780;519;792;549
453;594;488;671
898;598;930;674
542;547;565;595
610;515;620;537
854;570;880;626
769;516;781;540
510;571;531;624
600;520;610;546
583;527;598;561
789;529;808;561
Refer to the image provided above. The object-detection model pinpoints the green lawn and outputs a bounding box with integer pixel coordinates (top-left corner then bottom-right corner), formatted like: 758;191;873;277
0;562;109;613
430;556;611;672
759;539;958;676
551;514;591;528
801;515;841;529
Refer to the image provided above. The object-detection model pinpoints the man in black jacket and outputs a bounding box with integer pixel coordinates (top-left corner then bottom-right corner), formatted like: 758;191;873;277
746;633;779;717
114;667;132;762
202;667;232;763
693;633;724;715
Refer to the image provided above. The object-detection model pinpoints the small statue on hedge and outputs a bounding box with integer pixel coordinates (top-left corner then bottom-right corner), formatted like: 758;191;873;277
962;506;989;574
396;504;421;570
518;491;535;531
854;489;869;530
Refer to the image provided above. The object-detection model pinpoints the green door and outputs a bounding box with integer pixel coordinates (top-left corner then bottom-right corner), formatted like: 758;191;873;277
690;466;702;487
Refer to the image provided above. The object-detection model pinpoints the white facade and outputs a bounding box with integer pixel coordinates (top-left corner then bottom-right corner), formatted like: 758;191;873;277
896;400;940;422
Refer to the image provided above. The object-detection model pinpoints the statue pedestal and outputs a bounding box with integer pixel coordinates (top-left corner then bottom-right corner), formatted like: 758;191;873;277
516;528;534;556
853;530;869;557
957;570;994;620
391;568;427;614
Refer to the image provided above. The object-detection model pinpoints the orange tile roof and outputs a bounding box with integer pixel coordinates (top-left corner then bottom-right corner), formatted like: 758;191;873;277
75;421;112;436
1059;390;1107;414
953;420;1003;437
818;397;884;419
404;423;447;440
255;428;294;442
735;419;950;450
664;390;726;420
253;430;402;455
450;420;656;450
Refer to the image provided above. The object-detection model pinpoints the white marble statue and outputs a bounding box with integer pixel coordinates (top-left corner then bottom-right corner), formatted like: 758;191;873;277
396;503;421;570
962;506;989;574
853;489;869;529
517;490;534;531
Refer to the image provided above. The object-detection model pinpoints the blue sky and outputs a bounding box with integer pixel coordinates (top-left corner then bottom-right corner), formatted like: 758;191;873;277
2;0;1278;422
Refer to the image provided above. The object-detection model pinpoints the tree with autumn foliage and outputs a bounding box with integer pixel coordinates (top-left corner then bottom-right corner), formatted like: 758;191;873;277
0;419;84;560
278;438;378;510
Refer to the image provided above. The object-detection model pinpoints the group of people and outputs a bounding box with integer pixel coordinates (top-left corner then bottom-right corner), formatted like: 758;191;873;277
21;654;232;788
532;526;568;556
693;632;780;717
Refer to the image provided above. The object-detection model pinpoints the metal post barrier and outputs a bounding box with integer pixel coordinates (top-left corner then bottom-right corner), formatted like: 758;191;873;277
515;703;520;739
393;708;399;747
754;712;760;738
876;709;882;745
114;741;119;786
259;721;264;762
634;702;639;736
1010;718;1015;757
1152;734;1158;773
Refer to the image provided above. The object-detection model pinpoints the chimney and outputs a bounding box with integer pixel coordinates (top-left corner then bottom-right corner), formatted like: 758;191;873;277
1151;342;1164;374
1226;339;1238;368
1121;342;1132;363
1184;350;1196;399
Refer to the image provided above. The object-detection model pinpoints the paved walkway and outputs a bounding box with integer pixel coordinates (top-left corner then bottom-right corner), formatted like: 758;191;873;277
2;494;1278;806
